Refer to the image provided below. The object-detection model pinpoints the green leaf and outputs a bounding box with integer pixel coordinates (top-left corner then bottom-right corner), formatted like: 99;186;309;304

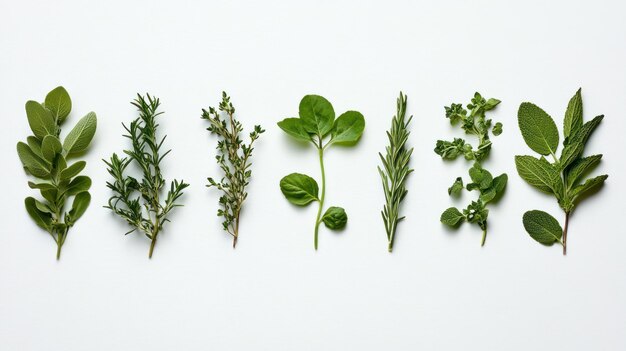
25;100;56;139
45;86;72;123
277;118;311;142
68;191;91;224
33;198;52;213
480;173;508;204
563;88;583;139
63;112;97;155
28;181;56;190
24;197;52;230
484;98;501;111
331;111;365;145
321;206;348;230
27;136;43;158
16;142;50;178
441;207;465;226
522;210;563;245
448;177;464;197
492;122;503;136
566;155;602;189
559;115;603;170
299;95;334;137
60;161;86;180
570;175;607;200
515;155;561;195
279;173;319;206
41;135;62;162
468;163;493;190
518;102;559;156
66;176;92;196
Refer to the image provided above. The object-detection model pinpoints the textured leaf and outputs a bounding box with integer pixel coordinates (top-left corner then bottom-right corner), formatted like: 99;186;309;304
68;191;91;224
60;161;86;180
518;102;559;155
448;177;464;196
480;173;508;204
559;115;603;170
66;176;92;196
16;142;50;178
523;210;563;245
441;207;465;226
299;95;334;137
24;197;52;230
41;135;62;162
277;118;311;142
322;206;348;230
28;181;56;190
27;136;43;158
566;155;602;189
468;164;493;190
45;86;72;122
563;88;583;139
492;122;503;136
25;101;56;139
515;156;560;195
63;112;97;155
331;111;365;145
279;173;319;206
570;175;607;199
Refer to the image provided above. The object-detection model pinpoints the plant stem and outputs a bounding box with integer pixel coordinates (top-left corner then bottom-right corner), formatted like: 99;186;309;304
480;226;487;247
233;217;239;249
149;234;157;259
314;147;326;250
563;211;570;255
56;240;62;260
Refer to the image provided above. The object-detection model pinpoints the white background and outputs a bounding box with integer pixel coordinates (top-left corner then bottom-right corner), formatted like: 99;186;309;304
1;0;625;350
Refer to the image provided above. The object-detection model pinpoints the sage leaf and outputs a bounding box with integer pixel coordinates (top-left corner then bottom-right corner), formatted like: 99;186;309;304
27;136;43;158
25;101;56;139
66;175;92;196
24;197;52;230
277;118;310;142
279;173;319;206
566;154;602;189
331;111;365;145
60;161;86;180
441;207;465;226
522;210;563;245
518;102;559;156
570;174;608;199
299;95;334;137
559;115;603;170
68;191;91;224
41;135;62;162
514;155;561;195
563;88;583;139
321;206;347;230
45;86;72;122
16;142;50;178
63;112;97;155
28;181;56;190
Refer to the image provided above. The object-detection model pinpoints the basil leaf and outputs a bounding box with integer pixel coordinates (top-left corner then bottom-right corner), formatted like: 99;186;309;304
279;173;319;206
277;117;311;142
63;112;97;155
45;86;72;123
331;111;365;145
522;210;563;245
440;207;465;226
518;102;559;155
299;95;334;137
25;101;56;140
322;206;347;230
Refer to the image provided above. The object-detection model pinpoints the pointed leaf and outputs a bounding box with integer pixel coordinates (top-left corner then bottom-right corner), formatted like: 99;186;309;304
66;176;92;196
60;161;86;180
523;210;563;245
41;135;62;162
277;118;311;142
25;101;56;139
518;102;559;155
24;197;52;230
441;207;465;226
16;142;50;178
515;155;561;195
566;155;602;189
331;111;365;145
559;115;603;170
45;86;72;122
63;112;97;155
563;88;583;139
279;173;319;206
68;191;91;224
570;175;607;199
298;95;334;137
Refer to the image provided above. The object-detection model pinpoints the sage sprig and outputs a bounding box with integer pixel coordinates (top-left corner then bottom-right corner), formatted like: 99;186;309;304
278;95;365;249
515;88;607;254
378;92;413;252
436;92;507;246
104;94;189;258
201;92;264;248
16;86;97;259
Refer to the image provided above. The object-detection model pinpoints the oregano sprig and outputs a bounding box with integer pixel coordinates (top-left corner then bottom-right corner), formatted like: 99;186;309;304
201;92;264;248
515;88;607;255
436;92;507;246
16;86;97;259
378;92;413;252
278;95;365;250
104;94;189;258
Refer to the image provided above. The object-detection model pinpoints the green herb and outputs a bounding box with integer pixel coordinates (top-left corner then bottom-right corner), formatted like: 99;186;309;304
378;92;413;252
435;93;506;246
515;88;607;255
278;95;365;249
16;86;97;259
104;94;189;258
201;92;264;248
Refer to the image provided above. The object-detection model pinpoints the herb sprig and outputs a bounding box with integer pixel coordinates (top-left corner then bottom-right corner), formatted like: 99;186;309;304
515;88;607;254
104;94;189;258
378;92;413;252
201;92;264;248
16;86;97;259
436;92;507;246
278;95;365;249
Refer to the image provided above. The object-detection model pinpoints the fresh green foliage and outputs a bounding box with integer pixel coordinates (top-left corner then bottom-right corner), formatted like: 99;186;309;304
434;92;501;162
515;88;607;254
104;94;189;258
522;210;563;245
435;93;506;246
278;95;365;249
16;86;96;259
201;92;264;248
378;92;413;252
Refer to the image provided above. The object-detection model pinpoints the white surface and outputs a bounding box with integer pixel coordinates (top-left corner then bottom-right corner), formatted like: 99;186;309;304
1;0;625;350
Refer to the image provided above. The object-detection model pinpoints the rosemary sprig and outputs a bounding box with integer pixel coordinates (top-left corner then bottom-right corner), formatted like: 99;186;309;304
201;92;264;248
104;93;189;258
378;92;414;252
